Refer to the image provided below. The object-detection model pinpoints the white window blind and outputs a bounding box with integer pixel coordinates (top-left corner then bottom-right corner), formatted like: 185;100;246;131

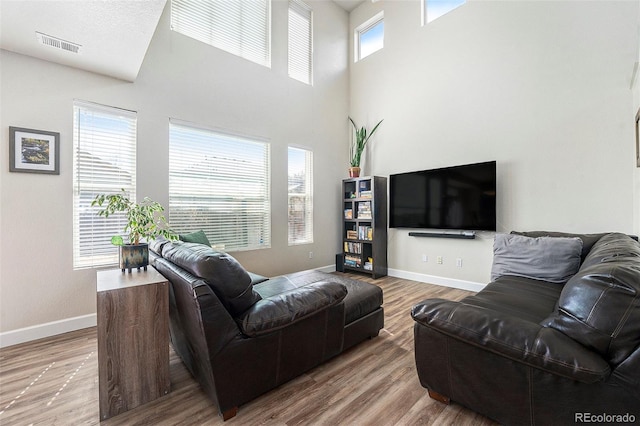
169;122;271;251
288;0;312;85
288;146;313;245
355;12;384;61
73;101;137;269
171;0;271;68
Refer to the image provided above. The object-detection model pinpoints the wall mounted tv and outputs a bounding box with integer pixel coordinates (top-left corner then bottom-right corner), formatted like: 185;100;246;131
389;161;496;231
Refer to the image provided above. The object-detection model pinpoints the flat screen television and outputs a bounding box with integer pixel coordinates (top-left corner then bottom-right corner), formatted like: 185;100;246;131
389;161;496;231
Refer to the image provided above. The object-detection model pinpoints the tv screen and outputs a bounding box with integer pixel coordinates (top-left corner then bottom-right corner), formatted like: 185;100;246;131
389;161;496;231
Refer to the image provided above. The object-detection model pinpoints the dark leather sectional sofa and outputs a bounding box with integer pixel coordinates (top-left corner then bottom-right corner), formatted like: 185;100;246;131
412;232;640;425
150;239;383;420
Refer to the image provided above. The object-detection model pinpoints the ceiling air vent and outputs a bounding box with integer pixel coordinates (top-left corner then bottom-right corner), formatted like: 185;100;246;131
36;32;82;54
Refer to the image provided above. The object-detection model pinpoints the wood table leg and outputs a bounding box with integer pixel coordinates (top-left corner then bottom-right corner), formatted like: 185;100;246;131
428;389;451;405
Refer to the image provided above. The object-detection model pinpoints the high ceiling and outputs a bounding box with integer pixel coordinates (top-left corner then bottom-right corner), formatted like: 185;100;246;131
0;0;364;83
333;0;365;12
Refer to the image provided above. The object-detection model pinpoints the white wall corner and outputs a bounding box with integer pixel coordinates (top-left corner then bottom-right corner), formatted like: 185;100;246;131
0;314;97;348
631;61;639;89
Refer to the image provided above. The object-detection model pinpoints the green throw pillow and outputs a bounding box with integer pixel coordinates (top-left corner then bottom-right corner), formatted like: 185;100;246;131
179;230;211;246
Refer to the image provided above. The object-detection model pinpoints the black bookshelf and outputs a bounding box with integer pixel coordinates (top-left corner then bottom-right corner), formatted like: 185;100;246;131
342;176;387;279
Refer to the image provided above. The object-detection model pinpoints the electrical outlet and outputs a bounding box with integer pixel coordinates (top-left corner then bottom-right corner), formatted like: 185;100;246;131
456;258;463;267
422;254;428;262
308;251;313;259
436;256;443;264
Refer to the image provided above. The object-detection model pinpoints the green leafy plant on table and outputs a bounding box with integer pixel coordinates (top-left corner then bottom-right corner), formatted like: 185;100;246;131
91;190;176;246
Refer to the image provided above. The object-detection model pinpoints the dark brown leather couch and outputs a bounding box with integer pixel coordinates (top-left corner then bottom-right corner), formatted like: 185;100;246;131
412;232;640;425
150;240;383;420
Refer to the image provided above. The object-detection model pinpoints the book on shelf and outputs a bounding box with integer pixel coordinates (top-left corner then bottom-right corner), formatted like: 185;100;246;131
364;257;374;271
344;209;353;219
357;202;372;219
357;225;373;241
344;254;362;267
344;241;362;254
358;180;372;198
346;230;358;240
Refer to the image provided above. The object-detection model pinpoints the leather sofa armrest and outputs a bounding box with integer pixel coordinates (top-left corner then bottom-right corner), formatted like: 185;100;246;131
236;281;348;337
411;298;610;383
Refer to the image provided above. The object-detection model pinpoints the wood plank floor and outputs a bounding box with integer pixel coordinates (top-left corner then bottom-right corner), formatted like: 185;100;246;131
0;273;497;425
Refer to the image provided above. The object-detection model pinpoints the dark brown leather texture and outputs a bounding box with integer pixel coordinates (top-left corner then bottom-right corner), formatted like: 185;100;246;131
542;233;640;366
412;232;640;425
151;241;383;419
162;241;262;316
237;281;347;337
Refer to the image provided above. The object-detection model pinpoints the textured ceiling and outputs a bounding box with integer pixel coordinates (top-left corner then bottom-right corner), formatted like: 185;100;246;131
333;0;365;12
0;0;167;82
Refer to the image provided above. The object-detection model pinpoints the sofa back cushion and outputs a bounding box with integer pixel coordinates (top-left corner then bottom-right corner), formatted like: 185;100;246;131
542;233;640;366
162;241;261;317
491;233;582;283
510;231;608;262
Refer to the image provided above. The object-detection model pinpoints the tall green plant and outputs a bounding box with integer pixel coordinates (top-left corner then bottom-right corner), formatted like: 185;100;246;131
349;117;383;167
91;190;176;245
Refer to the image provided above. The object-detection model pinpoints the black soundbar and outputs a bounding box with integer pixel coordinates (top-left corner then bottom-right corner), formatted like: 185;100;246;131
408;231;476;239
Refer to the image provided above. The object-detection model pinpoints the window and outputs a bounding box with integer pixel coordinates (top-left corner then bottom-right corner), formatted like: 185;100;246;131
169;121;271;251
171;0;271;67
423;0;465;25
355;12;384;62
288;0;313;85
73;101;137;269
288;147;313;245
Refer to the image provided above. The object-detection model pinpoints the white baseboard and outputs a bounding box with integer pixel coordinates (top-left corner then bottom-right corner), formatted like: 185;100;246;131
388;268;486;292
0;265;479;348
0;314;97;348
315;264;336;273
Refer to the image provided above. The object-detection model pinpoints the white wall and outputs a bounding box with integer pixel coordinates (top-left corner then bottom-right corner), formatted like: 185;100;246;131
0;0;350;341
350;0;640;285
634;3;640;237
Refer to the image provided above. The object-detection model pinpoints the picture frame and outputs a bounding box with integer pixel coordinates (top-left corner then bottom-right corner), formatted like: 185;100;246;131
636;108;640;168
9;126;60;174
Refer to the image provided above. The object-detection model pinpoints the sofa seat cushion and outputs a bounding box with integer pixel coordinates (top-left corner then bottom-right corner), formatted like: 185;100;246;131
464;276;563;323
542;233;640;366
236;281;347;337
161;241;262;317
255;270;383;325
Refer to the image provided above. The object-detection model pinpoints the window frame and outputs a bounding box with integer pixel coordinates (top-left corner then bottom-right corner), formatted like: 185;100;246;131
288;146;313;246
168;120;271;252
354;11;384;62
288;0;313;85
422;0;466;26
72;100;137;270
170;0;272;68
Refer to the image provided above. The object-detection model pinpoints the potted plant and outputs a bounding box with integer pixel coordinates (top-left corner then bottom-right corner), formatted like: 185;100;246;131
92;190;176;272
349;117;383;177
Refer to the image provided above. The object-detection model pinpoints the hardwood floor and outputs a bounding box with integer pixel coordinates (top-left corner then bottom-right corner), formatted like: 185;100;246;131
0;273;497;425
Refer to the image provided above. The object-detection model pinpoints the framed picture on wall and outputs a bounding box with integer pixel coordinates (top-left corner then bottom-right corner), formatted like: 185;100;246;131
636;108;640;168
9;127;60;174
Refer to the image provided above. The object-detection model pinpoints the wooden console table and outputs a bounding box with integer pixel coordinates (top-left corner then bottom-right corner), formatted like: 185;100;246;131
97;267;170;420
